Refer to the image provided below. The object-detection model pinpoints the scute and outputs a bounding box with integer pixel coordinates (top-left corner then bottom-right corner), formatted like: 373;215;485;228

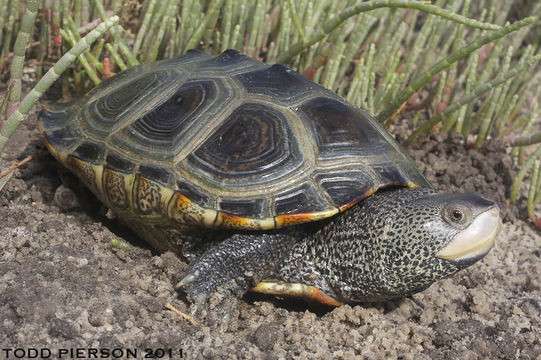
72;142;104;164
299;97;382;158
105;153;136;173
43;125;82;151
176;179;214;208
275;183;329;215
138;165;175;186
186;102;304;188
314;170;377;208
38;49;430;233
235;64;316;102
130;80;215;141
111;77;231;160
218;198;268;219
195;49;265;74
83;70;184;138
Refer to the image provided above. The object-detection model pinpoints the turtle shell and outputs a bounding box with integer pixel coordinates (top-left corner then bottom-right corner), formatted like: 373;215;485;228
39;49;430;244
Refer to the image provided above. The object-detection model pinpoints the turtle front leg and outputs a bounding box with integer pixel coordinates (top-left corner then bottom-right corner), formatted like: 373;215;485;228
177;231;295;316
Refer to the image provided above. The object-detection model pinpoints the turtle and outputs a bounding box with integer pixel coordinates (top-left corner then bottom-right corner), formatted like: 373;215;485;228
38;49;500;310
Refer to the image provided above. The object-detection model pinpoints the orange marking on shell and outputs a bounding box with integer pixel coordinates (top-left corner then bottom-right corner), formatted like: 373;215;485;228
42;134;60;160
338;198;362;212
338;187;378;212
217;211;251;229
274;212;320;227
43;135;52;151
408;182;422;189
172;192;192;211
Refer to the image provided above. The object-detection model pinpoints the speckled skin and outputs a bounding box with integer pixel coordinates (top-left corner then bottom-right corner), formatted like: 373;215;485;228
271;188;496;302
181;231;298;299
182;187;497;304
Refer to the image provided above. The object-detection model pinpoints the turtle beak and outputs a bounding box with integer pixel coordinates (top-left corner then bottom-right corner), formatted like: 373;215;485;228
436;205;501;261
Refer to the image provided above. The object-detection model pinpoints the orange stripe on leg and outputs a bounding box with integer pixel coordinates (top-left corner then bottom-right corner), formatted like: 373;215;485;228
251;281;343;306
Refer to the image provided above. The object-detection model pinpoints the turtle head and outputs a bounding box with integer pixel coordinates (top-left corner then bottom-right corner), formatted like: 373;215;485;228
338;187;501;302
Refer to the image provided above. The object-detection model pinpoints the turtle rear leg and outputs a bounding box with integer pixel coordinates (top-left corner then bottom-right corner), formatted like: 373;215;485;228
54;164;100;211
178;231;296;311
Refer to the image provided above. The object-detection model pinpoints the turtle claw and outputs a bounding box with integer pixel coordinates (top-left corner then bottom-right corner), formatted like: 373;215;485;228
191;293;207;315
177;266;240;330
177;273;197;288
176;232;284;328
219;311;231;332
179;286;238;331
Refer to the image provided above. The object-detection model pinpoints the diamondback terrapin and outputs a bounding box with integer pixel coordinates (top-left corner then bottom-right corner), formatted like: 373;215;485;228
39;49;500;307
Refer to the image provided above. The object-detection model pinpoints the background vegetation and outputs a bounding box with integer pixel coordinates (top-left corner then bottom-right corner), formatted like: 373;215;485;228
0;0;540;221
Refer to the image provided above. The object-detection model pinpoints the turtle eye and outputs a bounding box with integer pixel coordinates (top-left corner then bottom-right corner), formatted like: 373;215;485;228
451;209;464;222
443;203;471;226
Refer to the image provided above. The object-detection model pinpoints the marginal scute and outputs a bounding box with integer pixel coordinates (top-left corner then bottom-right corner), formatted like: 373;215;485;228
216;212;256;229
138;165;174;186
38;107;73;130
42;126;81;150
72;142;105;164
176;179;214;208
338;187;379;212
314;170;376;208
215;211;276;230
105;153;136;173
218;198;268;218
103;168;129;209
274;183;329;215
168;192;214;226
374;165;409;187
67;155;97;190
396;163;431;188
134;175;162;214
274;208;338;227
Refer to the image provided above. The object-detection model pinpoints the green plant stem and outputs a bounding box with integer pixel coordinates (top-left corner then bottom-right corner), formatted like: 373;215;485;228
60;28;101;84
105;43;127;71
0;16;120;155
0;0;8;54
185;0;223;51
5;0;40;120
381;17;535;124
511;144;541;203
92;0;138;66
288;0;306;44
503;132;541;148
407;53;540;144
0;0;19;70
527;161;540;221
273;0;500;64
132;0;156;56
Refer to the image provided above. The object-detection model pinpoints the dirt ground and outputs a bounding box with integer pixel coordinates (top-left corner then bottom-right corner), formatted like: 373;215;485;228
1;99;540;359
